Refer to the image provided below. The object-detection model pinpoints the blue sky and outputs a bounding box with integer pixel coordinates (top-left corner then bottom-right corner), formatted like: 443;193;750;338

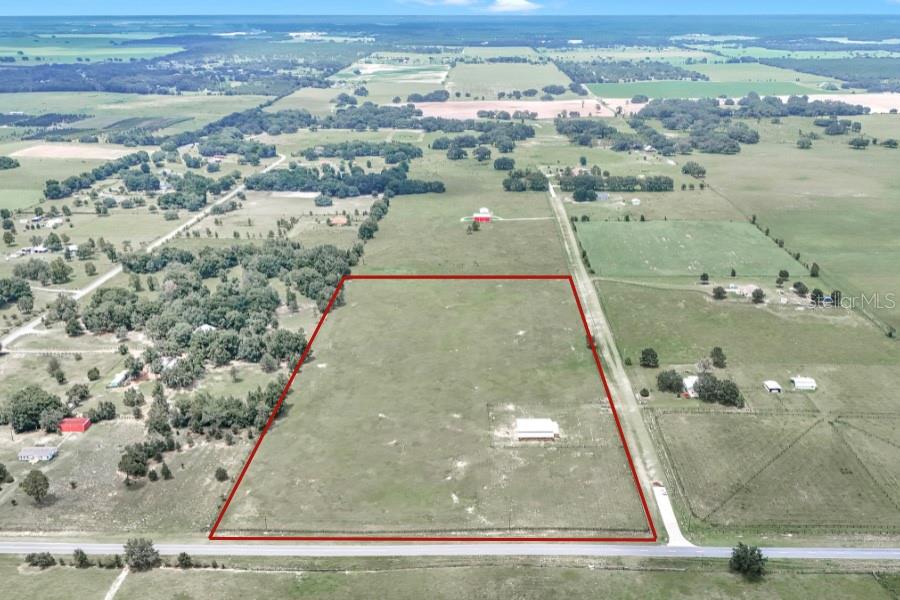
5;0;900;16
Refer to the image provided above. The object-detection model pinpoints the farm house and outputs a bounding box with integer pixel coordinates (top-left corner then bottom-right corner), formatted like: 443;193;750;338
790;376;817;391
18;447;58;462
59;417;91;433
515;418;560;441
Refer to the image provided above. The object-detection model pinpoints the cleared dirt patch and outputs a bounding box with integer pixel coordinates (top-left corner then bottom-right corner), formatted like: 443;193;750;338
10;143;133;160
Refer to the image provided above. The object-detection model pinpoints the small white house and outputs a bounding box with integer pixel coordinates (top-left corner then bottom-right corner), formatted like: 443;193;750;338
515;418;560;441
763;380;783;393
631;198;641;206
683;375;699;398
18;447;58;462
790;376;817;391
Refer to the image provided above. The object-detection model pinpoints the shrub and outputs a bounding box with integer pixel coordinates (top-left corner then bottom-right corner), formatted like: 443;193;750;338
640;348;659;368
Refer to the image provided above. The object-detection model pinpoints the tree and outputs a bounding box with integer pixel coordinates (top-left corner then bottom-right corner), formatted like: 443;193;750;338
17;294;33;314
84;262;97;277
177;552;193;569
39;407;65;433
793;281;808;297
699;273;709;285
849;137;870;149
0;462;12;487
712;286;727;300
493;157;515;171
2;231;13;246
572;187;597;202
73;548;91;568
447;146;467;160
810;262;820;277
118;447;148;481
124;538;161;572
160;462;173;480
25;552;56;569
473;146;492;162
215;467;229;482
751;288;766;304
4;385;64;433
796;138;812;149
730;543;766;580
657;370;683;393
681;161;706;178
49;257;73;284
710;346;727;368
640;348;659;368
87;367;100;381
21;470;50;505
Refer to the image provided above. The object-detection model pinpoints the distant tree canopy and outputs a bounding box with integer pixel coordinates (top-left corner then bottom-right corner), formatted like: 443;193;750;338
2;385;65;433
44;152;150;200
555;59;708;84
0;156;19;170
407;89;450;102
245;162;444;198
298;141;423;163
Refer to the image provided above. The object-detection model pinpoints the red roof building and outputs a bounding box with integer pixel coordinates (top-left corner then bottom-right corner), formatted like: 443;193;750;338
60;417;91;433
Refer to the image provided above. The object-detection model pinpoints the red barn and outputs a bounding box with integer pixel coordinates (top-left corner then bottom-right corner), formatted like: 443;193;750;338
473;207;493;223
60;417;91;433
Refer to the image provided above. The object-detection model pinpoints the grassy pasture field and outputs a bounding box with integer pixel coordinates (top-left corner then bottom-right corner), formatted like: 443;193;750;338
4;556;120;600
0;34;183;64
537;46;718;63
687;62;845;90
112;558;899;600
265;87;338;116
577;221;795;280
0;420;248;535
216;279;649;537
693;44;900;60
691;115;900;331
445;62;574;99
596;278;900;540
0;92;270;136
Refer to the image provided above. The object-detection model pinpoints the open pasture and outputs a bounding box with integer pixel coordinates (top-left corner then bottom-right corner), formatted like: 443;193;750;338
445;62;574;99
588;80;818;99
577;220;794;280
215;278;650;538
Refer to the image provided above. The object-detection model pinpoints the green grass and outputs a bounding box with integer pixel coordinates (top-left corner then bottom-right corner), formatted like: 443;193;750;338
2;556;119;599
446;62;574;99
216;279;648;537
0;34;182;64
115;559;896;600
0;420;248;534
577;221;795;279
587;80;820;99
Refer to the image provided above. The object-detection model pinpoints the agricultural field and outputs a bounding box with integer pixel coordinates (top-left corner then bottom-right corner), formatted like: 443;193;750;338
215;278;649;537
588;80;819;99
538;46;718;63
445;62;574;99
0;33;183;64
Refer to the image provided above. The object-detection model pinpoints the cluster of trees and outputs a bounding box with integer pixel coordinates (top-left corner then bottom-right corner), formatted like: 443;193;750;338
762;57;900;93
0;156;19;170
197;129;276;164
502;169;549;192
407;89;450;102
636;99;760;154
558;168;674;197
554;59;707;84
736;93;869;118
0;277;32;309
13;257;73;285
0;112;87;128
0;385;65;433
496;89;539;100
43;151;150;200
245;161;444;198
554;117;619;147
297;141;423;163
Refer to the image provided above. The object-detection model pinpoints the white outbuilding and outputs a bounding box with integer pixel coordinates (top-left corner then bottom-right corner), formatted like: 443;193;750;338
515;418;560;441
682;375;699;398
790;376;817;391
763;380;783;393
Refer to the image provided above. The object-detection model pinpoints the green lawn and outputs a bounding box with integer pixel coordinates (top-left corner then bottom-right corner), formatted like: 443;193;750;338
578;221;794;280
3;556;119;599
216;278;648;537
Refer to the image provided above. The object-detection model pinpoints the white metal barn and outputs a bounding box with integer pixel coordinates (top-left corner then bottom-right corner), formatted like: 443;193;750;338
515;418;560;441
18;447;58;462
790;376;817;391
763;380;783;393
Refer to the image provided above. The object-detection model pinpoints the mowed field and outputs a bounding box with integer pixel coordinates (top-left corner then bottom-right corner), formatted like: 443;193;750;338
588;80;819;99
577;221;795;280
216;278;650;537
445;62;574;99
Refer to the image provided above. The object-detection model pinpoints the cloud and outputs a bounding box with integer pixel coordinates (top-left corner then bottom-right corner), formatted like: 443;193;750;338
487;0;542;11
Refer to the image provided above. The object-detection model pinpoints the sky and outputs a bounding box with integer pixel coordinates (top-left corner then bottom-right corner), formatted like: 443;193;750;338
4;0;900;16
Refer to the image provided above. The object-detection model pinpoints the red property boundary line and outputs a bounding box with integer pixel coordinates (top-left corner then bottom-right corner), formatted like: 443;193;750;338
209;274;658;543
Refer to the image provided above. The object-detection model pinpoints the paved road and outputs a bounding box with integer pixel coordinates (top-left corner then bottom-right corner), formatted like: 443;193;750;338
546;181;677;541
2;540;900;560
0;154;285;350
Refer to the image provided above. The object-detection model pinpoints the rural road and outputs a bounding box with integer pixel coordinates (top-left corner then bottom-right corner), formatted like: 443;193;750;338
0;154;285;350
2;540;900;560
546;181;677;541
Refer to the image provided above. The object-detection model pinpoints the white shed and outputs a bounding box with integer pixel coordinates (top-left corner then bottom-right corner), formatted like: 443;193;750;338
790;376;817;391
515;418;560;441
763;380;783;393
107;369;130;389
18;447;58;462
